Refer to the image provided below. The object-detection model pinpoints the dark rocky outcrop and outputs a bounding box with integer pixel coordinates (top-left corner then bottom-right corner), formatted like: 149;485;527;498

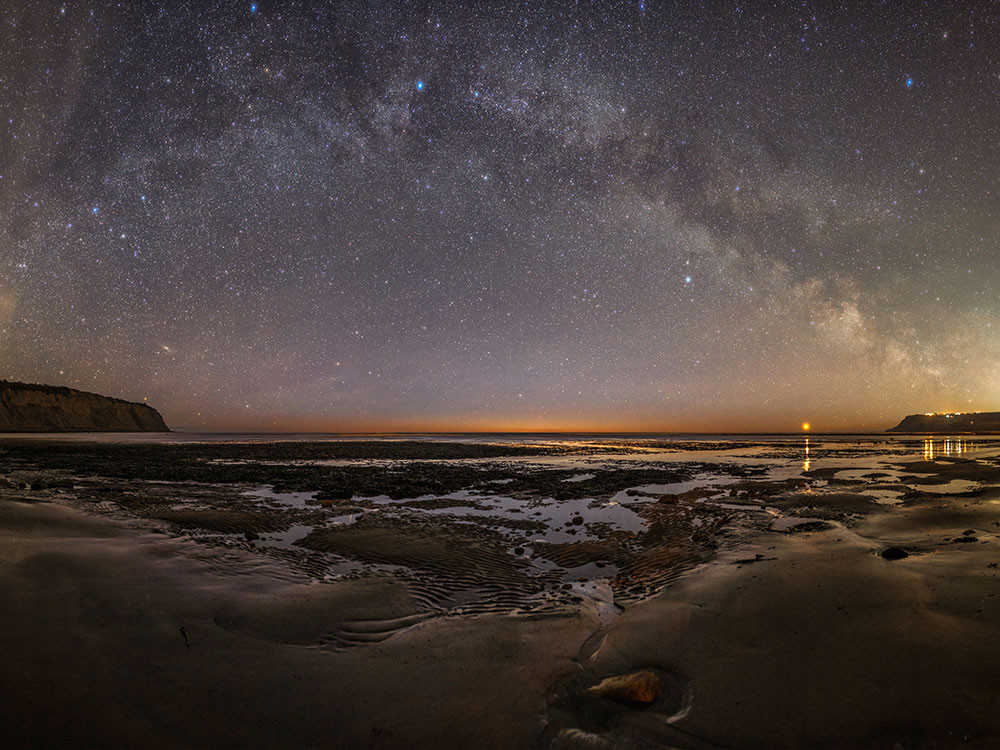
881;547;909;560
887;412;1000;433
0;380;168;432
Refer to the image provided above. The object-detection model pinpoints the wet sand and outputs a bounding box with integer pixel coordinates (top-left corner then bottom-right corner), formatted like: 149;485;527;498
4;438;1000;747
0;497;593;748
552;490;1000;748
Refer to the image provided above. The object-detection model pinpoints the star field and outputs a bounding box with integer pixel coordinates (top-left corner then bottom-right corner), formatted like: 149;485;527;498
1;1;998;431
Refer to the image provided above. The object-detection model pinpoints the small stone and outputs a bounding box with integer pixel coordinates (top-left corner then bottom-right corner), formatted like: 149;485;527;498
587;670;661;705
244;531;259;541
571;516;584;525
513;547;525;556
881;547;909;560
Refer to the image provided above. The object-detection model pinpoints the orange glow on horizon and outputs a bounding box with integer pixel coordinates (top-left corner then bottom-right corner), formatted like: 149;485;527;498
170;411;878;434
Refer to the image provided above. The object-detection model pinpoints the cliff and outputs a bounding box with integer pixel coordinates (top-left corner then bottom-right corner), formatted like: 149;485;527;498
0;381;169;432
887;412;1000;433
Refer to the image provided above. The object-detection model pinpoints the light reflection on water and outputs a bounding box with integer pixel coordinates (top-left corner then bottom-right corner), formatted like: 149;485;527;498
923;437;974;460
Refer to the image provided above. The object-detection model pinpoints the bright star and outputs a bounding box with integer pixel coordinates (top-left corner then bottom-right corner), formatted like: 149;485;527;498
91;207;98;214
905;77;913;88
416;80;425;91
250;3;257;13
684;276;692;284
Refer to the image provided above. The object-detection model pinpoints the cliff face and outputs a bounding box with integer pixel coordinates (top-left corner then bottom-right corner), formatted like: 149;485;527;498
887;412;1000;433
0;381;169;432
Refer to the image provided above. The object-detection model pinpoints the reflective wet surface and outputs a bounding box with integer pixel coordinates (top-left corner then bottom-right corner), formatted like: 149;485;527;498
5;434;1000;615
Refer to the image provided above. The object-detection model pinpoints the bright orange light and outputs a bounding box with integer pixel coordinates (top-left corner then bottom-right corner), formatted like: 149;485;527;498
802;422;811;431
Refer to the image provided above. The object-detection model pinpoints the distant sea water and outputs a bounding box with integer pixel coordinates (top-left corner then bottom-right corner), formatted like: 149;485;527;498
2;432;999;463
8;430;1000;472
0;430;919;444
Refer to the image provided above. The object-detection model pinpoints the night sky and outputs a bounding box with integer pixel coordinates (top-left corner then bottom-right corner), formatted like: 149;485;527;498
2;1;998;432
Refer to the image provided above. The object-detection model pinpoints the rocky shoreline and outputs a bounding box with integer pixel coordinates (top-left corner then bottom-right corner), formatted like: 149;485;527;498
5;436;1000;747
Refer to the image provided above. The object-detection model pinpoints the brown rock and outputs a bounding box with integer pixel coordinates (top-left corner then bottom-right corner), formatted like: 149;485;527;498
659;487;717;504
586;670;661;704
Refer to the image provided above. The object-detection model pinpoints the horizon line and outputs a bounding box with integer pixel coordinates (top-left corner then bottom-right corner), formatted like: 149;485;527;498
166;429;902;436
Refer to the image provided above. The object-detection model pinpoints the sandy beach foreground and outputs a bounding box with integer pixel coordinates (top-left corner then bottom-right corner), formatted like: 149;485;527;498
4;437;1000;748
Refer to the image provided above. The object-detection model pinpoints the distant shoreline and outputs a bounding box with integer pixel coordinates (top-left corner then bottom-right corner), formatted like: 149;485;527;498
2;431;1000;446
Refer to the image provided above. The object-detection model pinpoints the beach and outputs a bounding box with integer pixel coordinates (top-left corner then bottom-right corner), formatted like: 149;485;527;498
4;436;1000;748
